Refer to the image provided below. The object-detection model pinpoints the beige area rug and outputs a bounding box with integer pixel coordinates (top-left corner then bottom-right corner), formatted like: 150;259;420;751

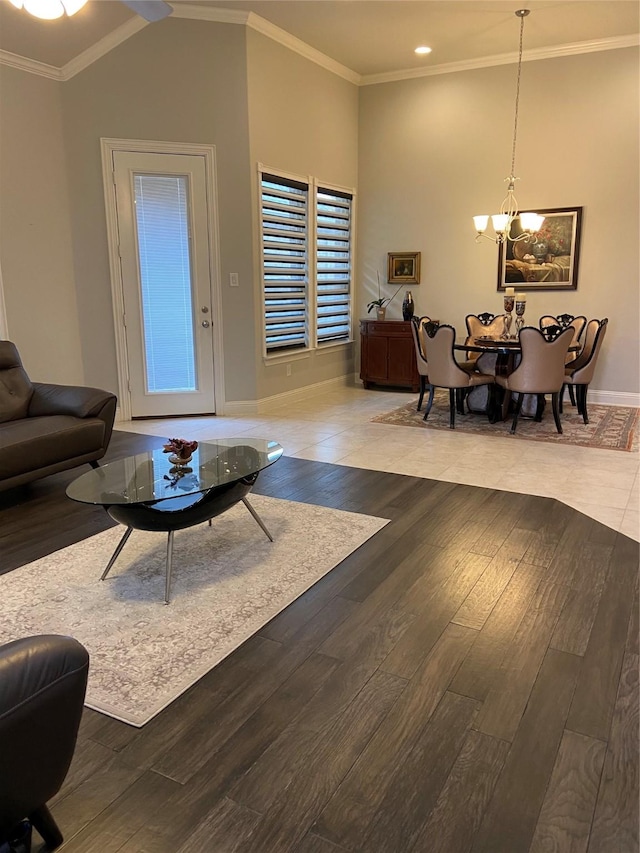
372;389;639;452
0;496;388;727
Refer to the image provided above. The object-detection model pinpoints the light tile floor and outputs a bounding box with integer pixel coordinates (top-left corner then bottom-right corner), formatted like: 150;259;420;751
117;385;640;542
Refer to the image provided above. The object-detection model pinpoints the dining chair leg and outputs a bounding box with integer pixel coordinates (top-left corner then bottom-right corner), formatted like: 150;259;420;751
510;393;524;434
552;392;563;433
581;385;590;424
534;394;545;422
423;385;435;420
417;376;426;411
455;389;465;415
568;384;577;408
448;388;456;429
485;383;497;422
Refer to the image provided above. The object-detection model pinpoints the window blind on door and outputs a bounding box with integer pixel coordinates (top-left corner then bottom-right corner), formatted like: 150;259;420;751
134;173;196;392
261;174;308;352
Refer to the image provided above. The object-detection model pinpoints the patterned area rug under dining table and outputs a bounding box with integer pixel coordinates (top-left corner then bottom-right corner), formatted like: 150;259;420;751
372;389;639;451
0;495;389;727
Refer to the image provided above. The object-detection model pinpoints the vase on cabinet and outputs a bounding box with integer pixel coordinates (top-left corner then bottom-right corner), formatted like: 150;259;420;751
402;291;414;321
376;306;387;321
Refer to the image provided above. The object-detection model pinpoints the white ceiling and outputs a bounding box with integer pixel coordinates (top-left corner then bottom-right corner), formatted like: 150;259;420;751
0;0;638;78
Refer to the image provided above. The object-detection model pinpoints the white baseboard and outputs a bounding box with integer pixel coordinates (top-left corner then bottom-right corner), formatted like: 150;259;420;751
224;374;357;416
115;382;638;422
583;389;640;408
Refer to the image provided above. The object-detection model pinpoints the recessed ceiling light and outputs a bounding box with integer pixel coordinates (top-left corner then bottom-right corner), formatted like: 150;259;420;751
415;46;432;55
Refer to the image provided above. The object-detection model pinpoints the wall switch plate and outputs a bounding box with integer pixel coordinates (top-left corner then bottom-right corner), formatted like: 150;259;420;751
229;272;239;287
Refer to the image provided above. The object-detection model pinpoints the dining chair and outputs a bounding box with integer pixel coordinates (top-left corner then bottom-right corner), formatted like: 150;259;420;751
410;316;434;413
539;314;587;406
464;313;505;362
563;318;608;424
495;326;574;434
540;313;587;347
539;322;565;341
422;323;494;429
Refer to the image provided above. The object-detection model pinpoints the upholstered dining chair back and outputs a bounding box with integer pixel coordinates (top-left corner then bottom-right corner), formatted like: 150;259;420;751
0;635;89;850
410;315;430;374
567;318;608;386
410;317;434;413
540;314;586;345
465;314;505;365
465;313;504;340
506;327;574;394
423;324;471;388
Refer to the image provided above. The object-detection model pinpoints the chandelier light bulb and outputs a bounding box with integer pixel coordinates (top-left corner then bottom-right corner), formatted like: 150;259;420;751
473;215;489;234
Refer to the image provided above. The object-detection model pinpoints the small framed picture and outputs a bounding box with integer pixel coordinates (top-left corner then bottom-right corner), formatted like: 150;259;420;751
497;206;583;291
388;252;421;284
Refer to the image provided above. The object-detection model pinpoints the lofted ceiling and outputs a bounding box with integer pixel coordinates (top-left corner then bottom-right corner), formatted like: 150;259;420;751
0;0;638;80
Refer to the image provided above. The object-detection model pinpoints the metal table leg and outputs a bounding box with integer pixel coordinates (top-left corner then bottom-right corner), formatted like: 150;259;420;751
242;497;273;541
101;526;133;580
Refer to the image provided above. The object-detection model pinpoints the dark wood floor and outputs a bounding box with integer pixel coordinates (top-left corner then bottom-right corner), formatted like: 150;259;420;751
2;430;638;853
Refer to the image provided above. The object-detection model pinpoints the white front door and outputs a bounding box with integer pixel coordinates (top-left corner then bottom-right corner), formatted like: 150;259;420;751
112;150;216;417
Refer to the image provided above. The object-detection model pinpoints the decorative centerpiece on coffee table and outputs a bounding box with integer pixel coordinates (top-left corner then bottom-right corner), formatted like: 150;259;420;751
163;437;198;467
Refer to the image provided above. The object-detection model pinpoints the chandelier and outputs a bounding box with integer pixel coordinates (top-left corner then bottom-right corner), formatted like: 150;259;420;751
473;9;544;244
8;0;87;19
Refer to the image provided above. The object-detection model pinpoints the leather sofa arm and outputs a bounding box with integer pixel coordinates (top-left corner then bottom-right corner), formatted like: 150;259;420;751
28;383;117;420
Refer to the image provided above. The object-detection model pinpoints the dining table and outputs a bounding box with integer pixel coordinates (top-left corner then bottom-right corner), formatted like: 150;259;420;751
454;335;581;422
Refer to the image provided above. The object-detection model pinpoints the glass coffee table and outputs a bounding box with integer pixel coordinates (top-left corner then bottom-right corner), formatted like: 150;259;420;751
67;438;283;604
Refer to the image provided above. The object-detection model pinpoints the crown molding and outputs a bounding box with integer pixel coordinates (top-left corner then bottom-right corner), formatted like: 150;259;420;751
60;16;149;80
0;49;62;80
245;11;360;85
169;4;249;25
0;8;636;88
361;33;640;86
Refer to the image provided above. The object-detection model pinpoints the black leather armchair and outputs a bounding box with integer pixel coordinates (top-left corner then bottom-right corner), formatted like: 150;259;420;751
0;635;89;850
0;341;117;491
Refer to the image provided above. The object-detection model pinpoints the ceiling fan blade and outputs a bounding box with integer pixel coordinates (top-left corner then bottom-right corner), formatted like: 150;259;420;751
121;0;173;22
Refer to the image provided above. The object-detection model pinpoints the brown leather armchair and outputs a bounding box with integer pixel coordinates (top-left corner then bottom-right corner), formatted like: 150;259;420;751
0;635;89;850
0;341;117;491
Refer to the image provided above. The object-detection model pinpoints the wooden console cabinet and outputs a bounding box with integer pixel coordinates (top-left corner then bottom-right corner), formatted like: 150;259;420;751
359;319;419;392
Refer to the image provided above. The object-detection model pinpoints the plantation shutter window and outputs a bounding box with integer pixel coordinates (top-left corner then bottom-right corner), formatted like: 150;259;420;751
261;174;308;353
316;187;353;346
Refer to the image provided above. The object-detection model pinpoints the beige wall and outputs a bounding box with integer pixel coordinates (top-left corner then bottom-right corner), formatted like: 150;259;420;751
358;47;640;396
0;66;83;382
1;29;637;404
246;29;359;400
59;18;256;401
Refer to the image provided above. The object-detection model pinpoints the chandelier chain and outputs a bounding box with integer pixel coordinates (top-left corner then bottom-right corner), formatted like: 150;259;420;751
473;9;543;243
510;12;526;179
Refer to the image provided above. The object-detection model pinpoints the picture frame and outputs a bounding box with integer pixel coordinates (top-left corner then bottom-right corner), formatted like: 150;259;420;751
497;206;583;291
388;252;421;284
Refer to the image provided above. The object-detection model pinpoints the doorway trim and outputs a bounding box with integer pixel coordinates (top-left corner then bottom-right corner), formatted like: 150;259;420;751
100;138;226;421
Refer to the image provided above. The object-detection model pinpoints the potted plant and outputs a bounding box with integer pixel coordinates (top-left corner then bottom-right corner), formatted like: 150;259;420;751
367;272;403;320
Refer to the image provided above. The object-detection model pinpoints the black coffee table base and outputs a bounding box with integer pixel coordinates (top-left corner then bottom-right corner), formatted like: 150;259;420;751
101;476;273;604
